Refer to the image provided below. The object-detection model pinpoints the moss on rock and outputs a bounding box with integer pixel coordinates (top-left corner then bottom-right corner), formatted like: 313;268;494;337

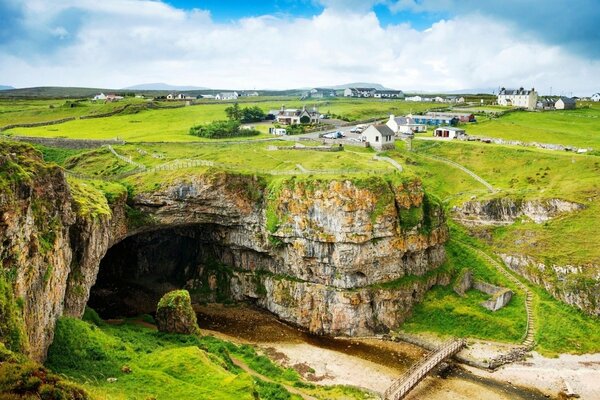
156;290;200;335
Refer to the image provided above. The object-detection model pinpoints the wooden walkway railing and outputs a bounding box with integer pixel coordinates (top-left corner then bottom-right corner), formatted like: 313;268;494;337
384;338;466;400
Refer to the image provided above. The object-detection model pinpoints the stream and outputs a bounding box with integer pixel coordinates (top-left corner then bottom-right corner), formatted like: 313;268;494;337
194;303;552;400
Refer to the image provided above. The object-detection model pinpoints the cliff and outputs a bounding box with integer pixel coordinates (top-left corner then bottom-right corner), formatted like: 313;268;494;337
0;143;449;361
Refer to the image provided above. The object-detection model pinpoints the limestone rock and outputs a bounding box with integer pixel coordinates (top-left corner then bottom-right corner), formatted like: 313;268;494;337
156;290;200;334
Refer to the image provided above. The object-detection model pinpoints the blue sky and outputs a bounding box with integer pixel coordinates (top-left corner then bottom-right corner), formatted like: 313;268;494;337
0;0;598;94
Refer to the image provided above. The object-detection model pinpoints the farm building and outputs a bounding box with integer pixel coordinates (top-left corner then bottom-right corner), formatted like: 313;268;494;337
555;97;576;110
497;87;538;110
373;90;404;99
215;92;239;101
275;105;319;125
434;126;466;139
304;88;336;99
425;112;475;123
92;93;106;101
592;93;600;102
344;87;377;97
362;124;395;150
386;115;426;135
405;95;423;102
412;115;458;126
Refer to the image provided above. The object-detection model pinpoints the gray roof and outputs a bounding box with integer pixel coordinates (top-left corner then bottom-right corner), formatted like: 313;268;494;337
499;87;535;95
373;124;395;137
558;96;576;105
434;126;465;132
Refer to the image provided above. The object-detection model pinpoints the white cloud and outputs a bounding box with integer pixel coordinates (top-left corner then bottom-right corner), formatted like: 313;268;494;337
0;1;598;95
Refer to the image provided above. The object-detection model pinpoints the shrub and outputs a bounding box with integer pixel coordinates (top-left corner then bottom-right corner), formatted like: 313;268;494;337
189;120;260;139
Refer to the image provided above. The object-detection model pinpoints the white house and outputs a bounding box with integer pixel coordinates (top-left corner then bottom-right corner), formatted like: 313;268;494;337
373;90;404;99
405;95;423;102
92;93;106;101
386;115;426;135
362;124;395;150
555;97;576;110
215;92;239;101
591;93;600;102
434;96;446;103
497;87;538;110
275;105;320;125
433;126;466;139
344;87;377;97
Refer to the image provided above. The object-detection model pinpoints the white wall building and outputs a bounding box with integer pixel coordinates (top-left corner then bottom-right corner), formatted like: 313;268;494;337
497;87;538;110
386;115;426;135
433;126;466;139
362;124;395;150
591;93;600;102
92;93;106;101
215;92;239;101
555;97;576;110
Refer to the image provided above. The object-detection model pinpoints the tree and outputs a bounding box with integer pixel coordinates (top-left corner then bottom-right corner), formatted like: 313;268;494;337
240;106;266;123
225;103;241;121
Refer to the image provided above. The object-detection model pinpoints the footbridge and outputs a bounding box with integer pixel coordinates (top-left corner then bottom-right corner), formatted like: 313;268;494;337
384;338;467;400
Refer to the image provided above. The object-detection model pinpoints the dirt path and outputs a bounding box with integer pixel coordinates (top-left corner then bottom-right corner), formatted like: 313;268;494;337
230;357;319;400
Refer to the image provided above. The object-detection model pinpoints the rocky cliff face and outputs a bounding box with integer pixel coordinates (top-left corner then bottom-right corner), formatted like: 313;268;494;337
500;254;599;316
0;143;116;361
0;144;448;360
453;198;583;226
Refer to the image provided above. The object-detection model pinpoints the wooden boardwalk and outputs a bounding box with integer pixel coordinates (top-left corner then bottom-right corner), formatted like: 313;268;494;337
384;338;467;400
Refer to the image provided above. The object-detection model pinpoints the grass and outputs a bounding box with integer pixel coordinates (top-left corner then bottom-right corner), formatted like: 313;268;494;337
45;314;371;400
392;139;600;266
4;98;439;142
401;238;527;343
462;103;600;149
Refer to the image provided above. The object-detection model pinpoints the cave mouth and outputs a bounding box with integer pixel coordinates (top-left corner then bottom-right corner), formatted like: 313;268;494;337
88;224;246;319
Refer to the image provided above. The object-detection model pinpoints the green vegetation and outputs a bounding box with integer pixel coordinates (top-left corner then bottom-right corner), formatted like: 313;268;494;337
4;98;438;142
189;120;260;138
463;103;600;149
401;238;527;343
45;316;370;400
0;273;27;353
67;177;112;219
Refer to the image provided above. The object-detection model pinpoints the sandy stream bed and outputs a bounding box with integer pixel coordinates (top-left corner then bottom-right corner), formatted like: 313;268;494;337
195;304;577;399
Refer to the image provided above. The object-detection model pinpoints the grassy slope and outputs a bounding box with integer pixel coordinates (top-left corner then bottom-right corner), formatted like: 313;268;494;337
4;98;438;142
402;140;600;266
46;315;371;400
463;103;600;149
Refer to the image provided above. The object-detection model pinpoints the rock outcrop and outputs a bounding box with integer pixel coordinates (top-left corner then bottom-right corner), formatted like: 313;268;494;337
0;142;449;360
453;198;584;226
156;290;200;334
500;254;599;316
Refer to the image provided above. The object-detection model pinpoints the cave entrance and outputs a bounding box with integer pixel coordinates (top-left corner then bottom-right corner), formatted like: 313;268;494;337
88;224;244;319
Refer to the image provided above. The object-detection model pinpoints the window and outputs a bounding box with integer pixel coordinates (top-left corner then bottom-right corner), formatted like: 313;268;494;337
376;136;379;142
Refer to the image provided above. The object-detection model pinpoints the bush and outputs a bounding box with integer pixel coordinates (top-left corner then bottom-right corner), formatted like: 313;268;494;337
189;120;260;139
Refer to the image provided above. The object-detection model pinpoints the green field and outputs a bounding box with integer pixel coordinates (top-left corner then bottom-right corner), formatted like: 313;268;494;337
3;98;439;142
462;103;600;148
44;313;371;400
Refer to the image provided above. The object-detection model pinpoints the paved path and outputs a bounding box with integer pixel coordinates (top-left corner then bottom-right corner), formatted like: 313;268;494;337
415;152;495;193
453;240;536;347
231;357;319;400
384;338;466;400
374;155;403;172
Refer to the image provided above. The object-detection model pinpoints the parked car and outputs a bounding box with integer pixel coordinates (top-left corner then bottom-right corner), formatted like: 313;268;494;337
323;131;344;139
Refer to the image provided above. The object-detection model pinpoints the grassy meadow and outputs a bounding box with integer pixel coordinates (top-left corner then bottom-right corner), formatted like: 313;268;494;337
3;98;438;142
462;103;600;149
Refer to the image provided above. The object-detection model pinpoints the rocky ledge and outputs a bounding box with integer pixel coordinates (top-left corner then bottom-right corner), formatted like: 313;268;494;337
452;197;584;226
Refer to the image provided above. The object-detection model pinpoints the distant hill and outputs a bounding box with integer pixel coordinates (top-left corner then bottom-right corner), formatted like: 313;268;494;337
123;83;209;91
322;83;393;90
0;85;15;91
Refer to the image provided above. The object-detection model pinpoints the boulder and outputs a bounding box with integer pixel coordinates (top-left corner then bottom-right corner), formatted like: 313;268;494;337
156;290;200;334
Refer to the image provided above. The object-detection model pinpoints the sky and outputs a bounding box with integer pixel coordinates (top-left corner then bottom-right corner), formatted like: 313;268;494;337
0;0;599;95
